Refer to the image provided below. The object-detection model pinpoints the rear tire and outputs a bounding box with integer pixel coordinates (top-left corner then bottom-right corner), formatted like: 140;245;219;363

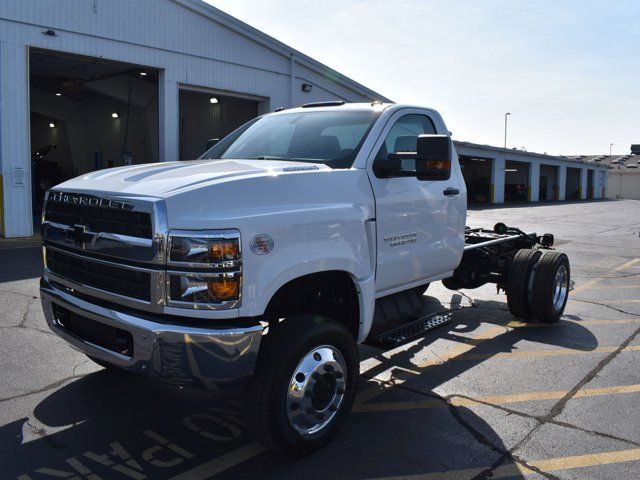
506;249;543;319
244;315;358;457
531;251;570;323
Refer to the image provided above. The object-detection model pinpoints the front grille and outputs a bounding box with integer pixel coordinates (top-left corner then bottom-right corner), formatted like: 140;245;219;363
53;304;133;357
47;249;151;301
45;200;152;239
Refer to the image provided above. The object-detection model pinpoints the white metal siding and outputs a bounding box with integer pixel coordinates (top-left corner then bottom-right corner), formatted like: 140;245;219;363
0;0;384;107
0;42;32;237
0;0;388;236
608;171;640;200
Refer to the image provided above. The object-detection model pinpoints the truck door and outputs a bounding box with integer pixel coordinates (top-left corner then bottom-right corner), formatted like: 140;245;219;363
367;111;466;295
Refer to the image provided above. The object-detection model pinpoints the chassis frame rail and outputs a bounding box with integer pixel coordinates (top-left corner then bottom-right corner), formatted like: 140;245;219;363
445;223;553;291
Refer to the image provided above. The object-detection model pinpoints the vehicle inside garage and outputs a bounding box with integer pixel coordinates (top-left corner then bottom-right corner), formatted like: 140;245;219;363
566;167;581;200
29;48;159;221
459;155;492;203
504;160;529;202
539;164;559;201
179;89;259;160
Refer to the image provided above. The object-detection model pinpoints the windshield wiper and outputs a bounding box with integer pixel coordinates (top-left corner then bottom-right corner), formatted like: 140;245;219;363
251;156;328;164
288;158;328;163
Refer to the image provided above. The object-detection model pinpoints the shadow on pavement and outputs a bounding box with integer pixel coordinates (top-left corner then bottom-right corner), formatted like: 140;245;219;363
0;247;43;283
1;294;598;479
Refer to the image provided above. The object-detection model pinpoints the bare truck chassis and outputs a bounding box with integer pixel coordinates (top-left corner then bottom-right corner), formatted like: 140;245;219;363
366;223;567;347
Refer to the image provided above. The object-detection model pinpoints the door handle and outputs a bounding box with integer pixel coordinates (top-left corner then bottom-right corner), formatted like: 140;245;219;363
443;187;460;196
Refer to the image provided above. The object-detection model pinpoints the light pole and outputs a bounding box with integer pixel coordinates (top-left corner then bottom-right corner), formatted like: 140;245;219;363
609;143;613;157
504;112;511;150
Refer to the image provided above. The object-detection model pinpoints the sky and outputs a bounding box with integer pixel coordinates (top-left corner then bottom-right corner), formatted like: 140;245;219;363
204;0;639;156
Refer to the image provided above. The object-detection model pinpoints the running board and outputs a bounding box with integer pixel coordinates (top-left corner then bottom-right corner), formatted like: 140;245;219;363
366;312;452;349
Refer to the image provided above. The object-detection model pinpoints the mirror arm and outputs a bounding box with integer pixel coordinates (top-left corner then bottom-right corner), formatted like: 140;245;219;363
373;153;419;178
389;171;418;178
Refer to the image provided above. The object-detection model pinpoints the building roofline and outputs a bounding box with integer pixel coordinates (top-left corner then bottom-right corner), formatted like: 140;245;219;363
175;0;392;103
453;140;610;168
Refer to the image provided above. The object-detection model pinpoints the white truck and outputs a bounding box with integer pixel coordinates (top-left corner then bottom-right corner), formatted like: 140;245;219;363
40;102;570;456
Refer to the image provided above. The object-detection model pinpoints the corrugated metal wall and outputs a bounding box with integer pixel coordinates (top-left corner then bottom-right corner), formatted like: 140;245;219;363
608;171;640;200
0;42;32;237
0;0;388;237
0;0;383;108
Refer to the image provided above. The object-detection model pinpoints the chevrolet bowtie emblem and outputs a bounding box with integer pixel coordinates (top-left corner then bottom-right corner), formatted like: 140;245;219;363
66;224;93;249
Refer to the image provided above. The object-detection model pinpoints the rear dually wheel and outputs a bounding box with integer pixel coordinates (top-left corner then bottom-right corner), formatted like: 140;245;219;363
506;249;543;319
531;251;570;323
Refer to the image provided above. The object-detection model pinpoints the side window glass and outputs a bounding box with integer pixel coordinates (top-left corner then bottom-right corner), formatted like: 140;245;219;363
376;114;436;170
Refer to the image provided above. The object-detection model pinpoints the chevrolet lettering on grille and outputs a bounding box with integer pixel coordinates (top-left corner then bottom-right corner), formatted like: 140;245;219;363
49;191;132;210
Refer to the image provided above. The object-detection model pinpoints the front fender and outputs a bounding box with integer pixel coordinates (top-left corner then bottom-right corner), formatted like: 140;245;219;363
238;206;376;341
164;168;377;338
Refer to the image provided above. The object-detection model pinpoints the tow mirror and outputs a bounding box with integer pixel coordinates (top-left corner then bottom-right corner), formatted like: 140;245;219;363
415;134;451;181
205;138;220;150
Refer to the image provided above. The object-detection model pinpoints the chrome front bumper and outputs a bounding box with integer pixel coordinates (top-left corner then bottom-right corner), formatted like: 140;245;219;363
41;278;264;389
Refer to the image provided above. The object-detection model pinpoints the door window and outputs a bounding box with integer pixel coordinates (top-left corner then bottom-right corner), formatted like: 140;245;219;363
375;114;437;170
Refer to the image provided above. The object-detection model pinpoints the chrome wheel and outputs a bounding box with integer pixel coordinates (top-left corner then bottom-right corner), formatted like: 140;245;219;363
552;265;569;312
286;345;347;436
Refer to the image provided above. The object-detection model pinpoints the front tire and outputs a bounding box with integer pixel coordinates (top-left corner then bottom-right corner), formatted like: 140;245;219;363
244;315;358;456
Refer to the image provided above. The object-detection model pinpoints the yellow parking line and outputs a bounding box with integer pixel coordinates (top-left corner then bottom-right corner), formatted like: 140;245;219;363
371;447;640;479
584;285;640;290
414;326;515;369
506;318;640;328
353;384;640;413
168;442;266;480
359;318;640;404
570;298;640;304
455;345;640;362
359;324;640;405
572;258;640;294
356;324;511;404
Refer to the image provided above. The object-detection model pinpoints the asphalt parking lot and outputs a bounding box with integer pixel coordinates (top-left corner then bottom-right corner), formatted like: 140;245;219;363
2;199;639;480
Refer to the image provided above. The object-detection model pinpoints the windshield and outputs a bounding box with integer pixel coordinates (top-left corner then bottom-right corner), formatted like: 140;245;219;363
199;110;380;169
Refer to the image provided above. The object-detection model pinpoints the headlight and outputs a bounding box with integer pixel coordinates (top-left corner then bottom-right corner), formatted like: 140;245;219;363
169;232;240;266
167;230;242;307
168;273;241;304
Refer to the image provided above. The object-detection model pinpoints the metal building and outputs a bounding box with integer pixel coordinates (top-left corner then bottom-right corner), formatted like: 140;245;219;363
0;0;388;238
591;153;640;200
0;1;616;239
455;142;611;204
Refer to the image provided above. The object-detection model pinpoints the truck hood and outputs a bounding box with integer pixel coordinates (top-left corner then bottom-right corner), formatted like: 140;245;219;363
54;159;331;198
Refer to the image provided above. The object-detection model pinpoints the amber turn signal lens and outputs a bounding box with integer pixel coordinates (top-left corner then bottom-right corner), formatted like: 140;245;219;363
426;160;451;171
222;241;239;259
208;240;239;262
209;242;223;261
208;279;239;300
